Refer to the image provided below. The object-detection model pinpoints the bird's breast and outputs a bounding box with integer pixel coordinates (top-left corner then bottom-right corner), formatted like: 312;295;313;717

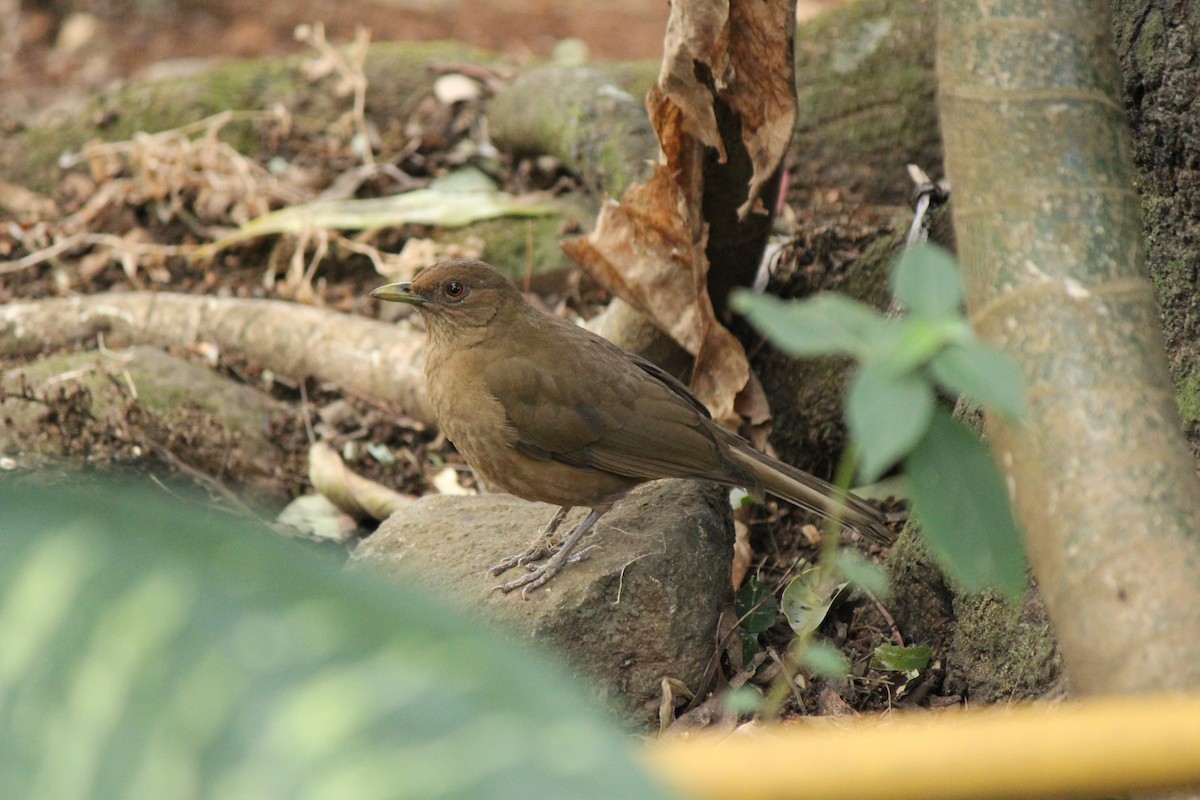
425;355;635;508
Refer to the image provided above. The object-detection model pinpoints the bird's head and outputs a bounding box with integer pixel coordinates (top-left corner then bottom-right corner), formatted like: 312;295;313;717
371;259;524;341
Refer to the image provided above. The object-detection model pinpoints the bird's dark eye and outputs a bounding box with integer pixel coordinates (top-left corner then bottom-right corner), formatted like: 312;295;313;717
444;280;466;299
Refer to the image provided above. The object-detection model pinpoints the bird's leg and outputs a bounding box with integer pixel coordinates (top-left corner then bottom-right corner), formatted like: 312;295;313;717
494;507;606;598
487;505;571;577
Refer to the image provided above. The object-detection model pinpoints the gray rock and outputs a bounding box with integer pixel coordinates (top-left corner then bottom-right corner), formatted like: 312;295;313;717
349;479;734;722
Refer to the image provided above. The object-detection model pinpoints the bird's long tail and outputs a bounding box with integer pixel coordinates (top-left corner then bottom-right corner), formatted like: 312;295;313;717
724;443;892;544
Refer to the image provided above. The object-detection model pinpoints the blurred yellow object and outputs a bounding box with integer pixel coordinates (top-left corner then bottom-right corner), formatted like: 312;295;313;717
645;695;1200;800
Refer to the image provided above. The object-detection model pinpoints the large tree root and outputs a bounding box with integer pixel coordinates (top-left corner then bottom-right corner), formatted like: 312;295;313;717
0;292;435;425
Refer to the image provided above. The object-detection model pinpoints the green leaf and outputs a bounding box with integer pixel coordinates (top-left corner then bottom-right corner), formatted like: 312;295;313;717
892;243;964;317
888;316;969;374
736;578;779;634
847;362;936;482
195;166;556;258
740;629;762;663
835;550;890;599
781;568;845;637
871;644;933;672
801;641;851;678
905;410;1028;599
730;291;887;359
0;476;673;800
929;340;1026;420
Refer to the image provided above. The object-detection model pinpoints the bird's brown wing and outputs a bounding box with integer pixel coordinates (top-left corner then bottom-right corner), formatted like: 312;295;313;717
479;334;729;481
623;352;713;419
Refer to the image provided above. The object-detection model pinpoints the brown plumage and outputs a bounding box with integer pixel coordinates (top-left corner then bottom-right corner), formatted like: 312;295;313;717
372;259;888;595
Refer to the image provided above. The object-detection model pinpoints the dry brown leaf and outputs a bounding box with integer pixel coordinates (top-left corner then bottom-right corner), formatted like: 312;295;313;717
658;677;697;735
732;516;752;591
722;0;801;217
0;180;56;218
565;0;797;427
657;1;728;157
565;87;753;423
661;0;798;217
659;0;797;215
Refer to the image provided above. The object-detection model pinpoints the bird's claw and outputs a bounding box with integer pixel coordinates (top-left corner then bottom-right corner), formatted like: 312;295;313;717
487;541;556;577
490;507;604;597
566;544;599;564
492;561;559;598
491;544;601;598
488;508;571;577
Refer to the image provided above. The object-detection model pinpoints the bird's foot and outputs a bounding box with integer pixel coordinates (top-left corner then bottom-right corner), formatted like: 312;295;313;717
565;543;599;564
487;506;572;578
493;543;600;599
490;507;606;598
487;539;557;577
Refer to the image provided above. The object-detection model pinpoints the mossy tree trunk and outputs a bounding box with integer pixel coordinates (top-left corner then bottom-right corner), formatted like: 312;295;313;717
1111;1;1200;459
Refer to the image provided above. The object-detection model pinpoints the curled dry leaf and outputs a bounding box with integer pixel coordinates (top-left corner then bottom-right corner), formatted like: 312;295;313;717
657;1;727;157
732;516;752;591
564;0;797;427
308;440;412;521
660;0;799;216
658;677;696;735
565;89;750;425
659;0;799;212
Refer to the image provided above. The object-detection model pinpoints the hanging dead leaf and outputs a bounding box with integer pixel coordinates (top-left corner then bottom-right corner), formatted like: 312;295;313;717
658;0;798;218
657;0;728;157
564;0;798;427
565;86;749;425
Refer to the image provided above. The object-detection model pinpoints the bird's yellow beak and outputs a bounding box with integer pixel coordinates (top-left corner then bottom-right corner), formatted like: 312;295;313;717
370;282;428;306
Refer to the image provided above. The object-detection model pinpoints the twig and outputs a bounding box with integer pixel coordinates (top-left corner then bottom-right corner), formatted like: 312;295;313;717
144;437;275;531
1;233;197;276
298;379;316;446
295;22;374;167
866;588;905;648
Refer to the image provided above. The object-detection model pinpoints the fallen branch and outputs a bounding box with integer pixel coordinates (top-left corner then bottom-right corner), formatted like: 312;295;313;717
0;292;435;425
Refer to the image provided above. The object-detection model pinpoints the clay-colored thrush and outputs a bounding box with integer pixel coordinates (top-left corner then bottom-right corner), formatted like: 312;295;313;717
372;260;888;596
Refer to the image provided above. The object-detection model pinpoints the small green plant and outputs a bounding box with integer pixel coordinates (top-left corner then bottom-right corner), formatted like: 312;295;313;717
872;644;933;673
731;243;1028;600
871;643;934;702
735;576;780;662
